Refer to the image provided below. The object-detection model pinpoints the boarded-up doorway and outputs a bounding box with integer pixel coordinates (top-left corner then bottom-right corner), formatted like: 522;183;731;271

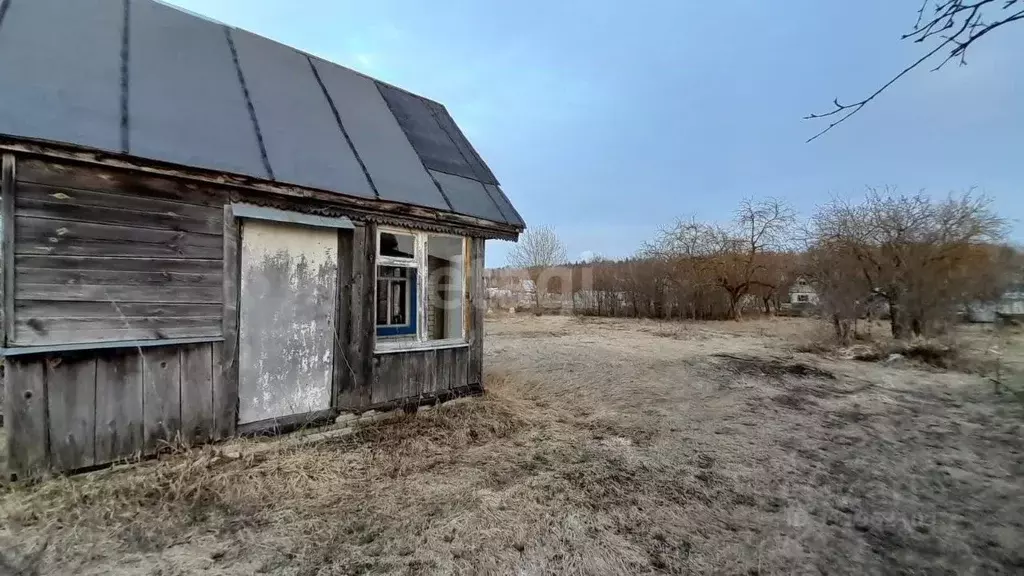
238;220;337;424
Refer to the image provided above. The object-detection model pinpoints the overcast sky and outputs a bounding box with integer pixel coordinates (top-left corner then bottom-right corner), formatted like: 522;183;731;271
169;0;1023;266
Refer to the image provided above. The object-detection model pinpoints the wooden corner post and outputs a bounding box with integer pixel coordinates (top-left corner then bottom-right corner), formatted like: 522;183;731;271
214;204;241;438
468;237;485;387
2;153;15;346
349;224;376;408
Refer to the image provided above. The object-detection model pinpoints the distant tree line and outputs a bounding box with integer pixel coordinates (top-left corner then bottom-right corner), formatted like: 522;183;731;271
563;198;800;321
510;190;1018;342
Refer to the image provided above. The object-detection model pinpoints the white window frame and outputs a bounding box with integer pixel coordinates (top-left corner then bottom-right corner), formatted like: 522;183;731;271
375;227;469;353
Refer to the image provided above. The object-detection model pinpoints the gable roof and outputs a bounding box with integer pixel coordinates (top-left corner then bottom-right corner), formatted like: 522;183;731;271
0;0;524;230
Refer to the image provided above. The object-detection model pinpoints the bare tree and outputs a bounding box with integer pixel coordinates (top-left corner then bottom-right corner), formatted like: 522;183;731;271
645;199;796;320
809;188;1007;339
807;0;1023;141
507;225;568;311
718;199;797;319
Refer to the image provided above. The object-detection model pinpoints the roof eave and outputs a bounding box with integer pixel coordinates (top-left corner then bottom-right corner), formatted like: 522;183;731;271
0;136;523;241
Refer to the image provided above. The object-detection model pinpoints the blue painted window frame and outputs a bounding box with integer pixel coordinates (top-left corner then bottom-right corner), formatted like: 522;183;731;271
376;272;417;337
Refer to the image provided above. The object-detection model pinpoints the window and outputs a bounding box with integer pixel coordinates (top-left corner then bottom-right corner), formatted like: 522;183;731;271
427;235;464;340
376;266;416;336
796;294;810;303
375;228;467;347
379;231;415;259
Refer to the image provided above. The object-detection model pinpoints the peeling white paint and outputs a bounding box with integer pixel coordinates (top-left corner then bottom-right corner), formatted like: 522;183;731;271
238;219;337;424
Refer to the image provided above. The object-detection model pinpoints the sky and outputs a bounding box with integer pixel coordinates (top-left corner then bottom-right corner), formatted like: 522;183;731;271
168;0;1023;266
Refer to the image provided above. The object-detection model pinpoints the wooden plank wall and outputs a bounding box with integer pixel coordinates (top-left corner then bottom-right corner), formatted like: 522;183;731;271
10;159;226;345
371;346;471;406
468;237;485;387
337;224;375;409
5;342;223;478
355;234;485;409
332;228;354;407
215;204;240;440
2;154;16;344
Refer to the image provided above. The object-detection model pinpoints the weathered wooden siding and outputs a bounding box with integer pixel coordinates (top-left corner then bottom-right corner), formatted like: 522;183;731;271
10;159;226;346
468;237;485;387
339;231;486;410
237;219;336;424
5;342;223;478
2;155;496;477
371;346;472;406
336;224;375;409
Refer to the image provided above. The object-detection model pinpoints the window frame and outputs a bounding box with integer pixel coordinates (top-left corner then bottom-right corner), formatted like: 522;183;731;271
374;227;469;353
376;265;415;335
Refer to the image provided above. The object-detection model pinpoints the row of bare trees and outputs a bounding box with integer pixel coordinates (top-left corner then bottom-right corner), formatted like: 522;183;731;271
559;199;800;321
506;190;1017;340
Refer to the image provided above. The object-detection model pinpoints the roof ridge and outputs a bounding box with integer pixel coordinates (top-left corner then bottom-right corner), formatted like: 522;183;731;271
150;0;226;25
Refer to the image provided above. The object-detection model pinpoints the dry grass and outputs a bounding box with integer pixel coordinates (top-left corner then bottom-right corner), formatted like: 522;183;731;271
2;315;1024;575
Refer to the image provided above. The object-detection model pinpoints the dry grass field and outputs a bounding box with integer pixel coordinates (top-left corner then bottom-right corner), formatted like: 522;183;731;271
2;315;1023;575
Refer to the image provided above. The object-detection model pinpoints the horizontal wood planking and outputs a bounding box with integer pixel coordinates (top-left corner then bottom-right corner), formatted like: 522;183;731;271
15;216;222;259
16;284;221;302
16;180;224;216
16;183;222;235
17;300;221;319
16;158;229;208
17;317;220;342
10;162;227;347
14;325;222;346
17;267;222;287
17;316;220;330
16;255;223;273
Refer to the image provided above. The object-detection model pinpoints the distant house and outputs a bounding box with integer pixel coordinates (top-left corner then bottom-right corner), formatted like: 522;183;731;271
787;277;819;306
0;0;524;477
965;285;1024;323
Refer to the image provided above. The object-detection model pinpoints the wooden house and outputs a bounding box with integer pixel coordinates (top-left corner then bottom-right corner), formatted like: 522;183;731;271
0;0;524;478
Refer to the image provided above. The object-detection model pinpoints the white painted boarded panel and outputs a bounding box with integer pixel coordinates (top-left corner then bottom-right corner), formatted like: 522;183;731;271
238;220;337;424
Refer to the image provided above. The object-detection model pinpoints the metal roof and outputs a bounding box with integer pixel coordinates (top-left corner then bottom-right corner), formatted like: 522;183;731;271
0;0;525;229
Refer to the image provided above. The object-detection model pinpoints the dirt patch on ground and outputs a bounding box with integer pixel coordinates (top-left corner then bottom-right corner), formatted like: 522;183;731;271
2;315;1023;575
713;353;837;380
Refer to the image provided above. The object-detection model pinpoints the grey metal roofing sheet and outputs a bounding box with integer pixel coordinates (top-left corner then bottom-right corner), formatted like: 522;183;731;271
485;184;526;228
230;29;375;198
430;170;506;223
311;58;449;210
127;0;268;178
0;0;123;152
424;100;499;185
0;0;521;229
377;83;479;182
